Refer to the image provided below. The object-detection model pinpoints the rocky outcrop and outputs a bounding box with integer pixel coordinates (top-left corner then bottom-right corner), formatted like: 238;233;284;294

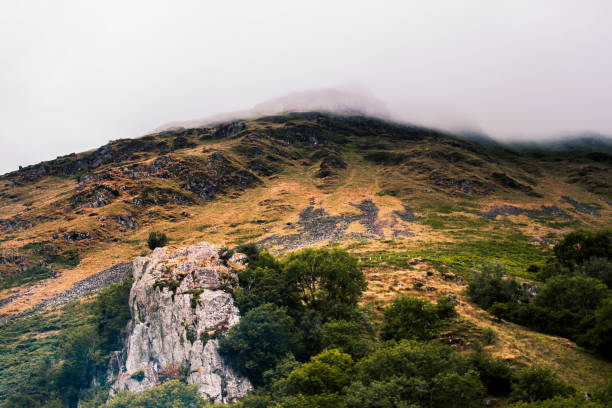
110;243;252;402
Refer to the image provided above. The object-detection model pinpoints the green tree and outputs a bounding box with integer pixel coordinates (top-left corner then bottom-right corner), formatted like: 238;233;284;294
430;370;486;408
467;264;522;310
350;341;485;408
219;304;295;386
381;296;455;341
534;275;608;320
147;231;168;250
320;319;376;360
509;367;574;403
282;248;367;322
578;299;612;359
554;230;612;267
285;349;354;395
576;257;612;288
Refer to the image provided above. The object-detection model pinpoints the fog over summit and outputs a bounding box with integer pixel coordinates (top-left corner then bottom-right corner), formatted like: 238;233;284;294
155;89;392;132
2;1;612;175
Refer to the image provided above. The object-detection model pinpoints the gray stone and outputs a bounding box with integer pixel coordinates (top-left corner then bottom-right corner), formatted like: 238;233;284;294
110;242;252;402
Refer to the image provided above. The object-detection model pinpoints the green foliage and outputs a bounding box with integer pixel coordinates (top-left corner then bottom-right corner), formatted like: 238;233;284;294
348;340;486;408
219;304;295;386
480;327;498;345
320;319;376;359
468;246;612;358
381;295;456;341
285;349;354;395
282;248;367;322
103;380;203;408
0;281;132;407
577;299;612;359
534;275;608;320
467;264;522;310
576;256;612;288
593;377;612;406
468;353;513;396
147;231;168;250
0;265;54;290
233;247;368;361
130;370;145;381
218;247;234;265
554;230;612;267
509;367;575;403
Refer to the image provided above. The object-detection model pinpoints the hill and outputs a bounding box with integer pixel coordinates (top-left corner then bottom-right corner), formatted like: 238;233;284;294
1;112;612;400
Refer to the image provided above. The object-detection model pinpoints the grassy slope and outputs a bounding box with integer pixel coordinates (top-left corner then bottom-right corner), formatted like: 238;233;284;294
0;113;611;391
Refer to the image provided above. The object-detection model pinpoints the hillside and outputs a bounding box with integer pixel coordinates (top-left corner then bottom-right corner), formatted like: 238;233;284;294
1;112;612;398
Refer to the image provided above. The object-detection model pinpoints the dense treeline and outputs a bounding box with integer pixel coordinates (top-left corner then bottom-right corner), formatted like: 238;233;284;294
468;230;612;358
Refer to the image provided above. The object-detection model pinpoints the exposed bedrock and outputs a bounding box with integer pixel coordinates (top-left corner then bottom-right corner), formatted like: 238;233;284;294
110;242;252;402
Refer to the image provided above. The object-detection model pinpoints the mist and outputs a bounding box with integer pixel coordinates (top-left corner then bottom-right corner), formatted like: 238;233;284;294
1;1;612;175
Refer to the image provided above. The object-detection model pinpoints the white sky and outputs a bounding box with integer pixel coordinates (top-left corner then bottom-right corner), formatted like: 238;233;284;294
1;1;612;175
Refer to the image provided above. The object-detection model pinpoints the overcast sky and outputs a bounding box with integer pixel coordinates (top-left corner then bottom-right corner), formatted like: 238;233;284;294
1;1;612;175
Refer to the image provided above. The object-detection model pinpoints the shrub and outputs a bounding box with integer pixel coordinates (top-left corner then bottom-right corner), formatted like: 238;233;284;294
320;319;376;360
467;264;522;310
285;349;354;395
130;370;145;381
509;367;574;403
381;295;455;341
577;299;612;359
481;327;498;345
147;231;168;250
102;380;202;407
468;353;513;396
576;256;612;288
554;230;612;267
534;275;608;320
218;246;234;265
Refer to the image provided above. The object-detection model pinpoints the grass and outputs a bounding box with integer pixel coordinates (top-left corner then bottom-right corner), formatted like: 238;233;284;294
0;266;55;291
0;300;95;401
357;231;549;279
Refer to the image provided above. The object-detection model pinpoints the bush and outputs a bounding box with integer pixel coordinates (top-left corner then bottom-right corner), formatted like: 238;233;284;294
103;380;202;407
285;349;354;395
147;231;168;250
351;341;485;408
576;257;612;288
130;370;145;381
534;275;608;320
381;295;455;341
467;264;522;310
219;304;295;386
509;367;574;403
554;230;612;267
577;299;612;359
468;353;513;396
481;327;498;345
320;319;376;360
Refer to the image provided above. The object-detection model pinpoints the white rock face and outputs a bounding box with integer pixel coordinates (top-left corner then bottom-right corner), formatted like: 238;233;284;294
110;242;252;402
